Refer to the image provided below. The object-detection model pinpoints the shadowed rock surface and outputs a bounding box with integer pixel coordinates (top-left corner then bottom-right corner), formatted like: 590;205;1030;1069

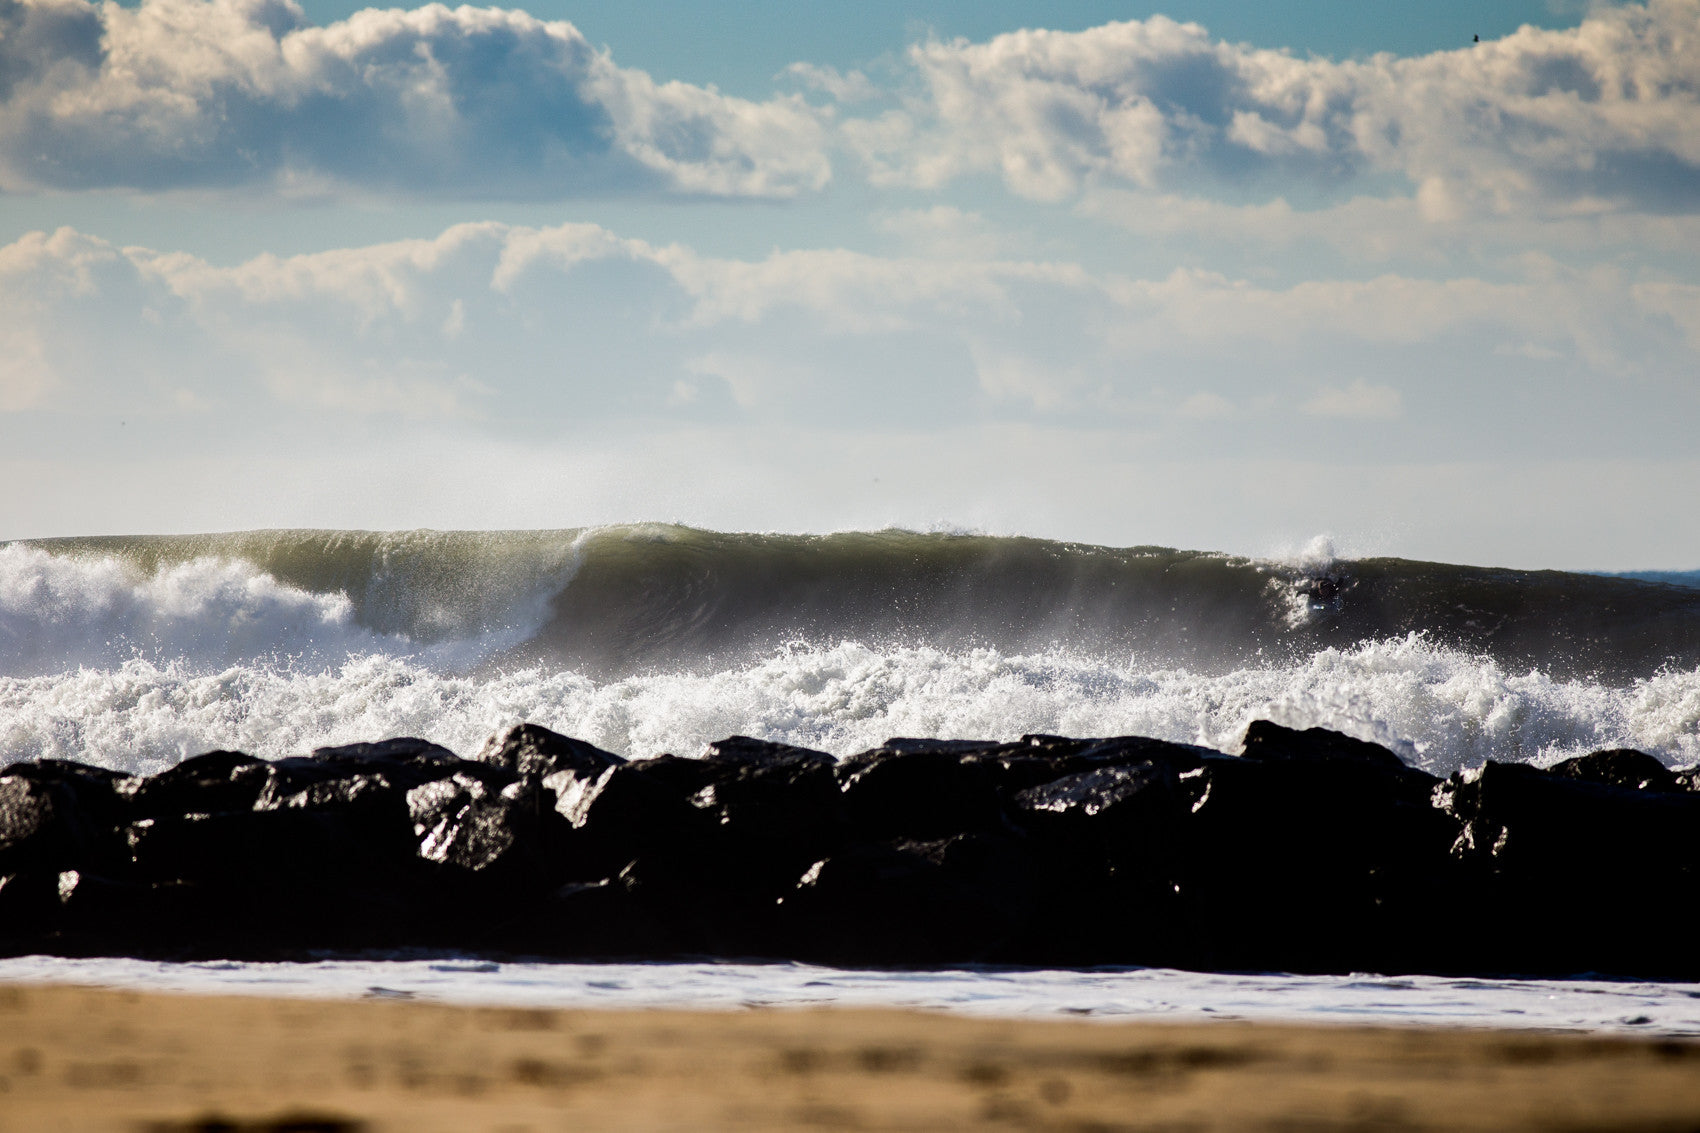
2;721;1697;978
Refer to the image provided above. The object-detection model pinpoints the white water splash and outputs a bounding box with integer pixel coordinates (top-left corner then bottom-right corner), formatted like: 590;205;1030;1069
0;542;568;678
3;636;1695;776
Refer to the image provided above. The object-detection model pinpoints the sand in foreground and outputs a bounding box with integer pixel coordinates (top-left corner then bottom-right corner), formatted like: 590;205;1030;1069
1;983;1698;1131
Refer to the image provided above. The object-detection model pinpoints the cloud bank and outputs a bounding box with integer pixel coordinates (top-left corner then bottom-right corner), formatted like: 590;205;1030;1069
0;0;829;197
6;0;1698;217
2;221;1695;466
849;0;1700;216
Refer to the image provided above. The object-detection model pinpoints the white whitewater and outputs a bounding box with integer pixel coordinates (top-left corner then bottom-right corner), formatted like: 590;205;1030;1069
1;955;1696;1035
3;636;1697;777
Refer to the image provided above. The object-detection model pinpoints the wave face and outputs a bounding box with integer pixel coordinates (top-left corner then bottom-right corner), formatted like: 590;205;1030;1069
3;526;1698;775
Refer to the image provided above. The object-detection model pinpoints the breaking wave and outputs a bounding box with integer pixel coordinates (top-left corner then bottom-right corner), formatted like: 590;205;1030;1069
2;526;1697;774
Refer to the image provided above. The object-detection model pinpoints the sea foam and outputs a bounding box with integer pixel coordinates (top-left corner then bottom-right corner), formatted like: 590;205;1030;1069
3;636;1695;777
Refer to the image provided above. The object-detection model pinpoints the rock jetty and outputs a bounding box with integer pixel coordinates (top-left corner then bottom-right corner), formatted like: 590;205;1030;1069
3;722;1697;978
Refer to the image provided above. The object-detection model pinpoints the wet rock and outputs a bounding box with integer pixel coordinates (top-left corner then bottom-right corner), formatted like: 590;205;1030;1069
1437;759;1700;975
128;751;271;818
985;735;1209;795
673;742;849;952
247;738;480;820
407;772;563;878
300;737;468;790
1440;761;1700;875
546;759;716;881
45;869;156;932
1169;724;1457;973
312;736;461;772
259;772;404;814
779;831;1042;965
502;875;681;958
3;720;1698;977
0;774;95;875
702;734;834;768
127;809;363;888
409;774;518;871
1239;720;1437;792
0;761;131;882
692;745;842;842
0;868;63;926
117;802;427;955
836;747;1007;841
1071;735;1218;767
1013;761;1185;871
1008;758;1200;964
1549;748;1681;794
474;723;626;781
861;737;1020;758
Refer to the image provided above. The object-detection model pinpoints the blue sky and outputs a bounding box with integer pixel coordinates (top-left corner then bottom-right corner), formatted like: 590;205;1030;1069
1;0;1696;567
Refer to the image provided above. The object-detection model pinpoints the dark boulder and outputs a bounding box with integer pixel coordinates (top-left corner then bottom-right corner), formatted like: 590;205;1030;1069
1072;735;1218;767
1168;723;1457;973
548;758;717;881
298;737;467;789
0;868;67;927
983;734;1209;795
1549;748;1681;794
778;831;1042;965
862;737;1020;758
671;741;849;953
5;720;1699;978
0;866;179;956
1437;759;1700;976
258;772;401;814
401;772;577;947
0;771;99;875
1017;733;1097;757
128;751;271;818
125;806;409;888
1239;720;1438;792
1013;760;1185;878
311;736;461;768
474;723;626;781
2;759;136;877
702;734;834;768
542;745;831;956
836;745;1007;841
500;875;683;958
1440;761;1700;875
691;743;842;844
618;753;722;796
248;738;479;822
408;772;554;874
12;759;136;800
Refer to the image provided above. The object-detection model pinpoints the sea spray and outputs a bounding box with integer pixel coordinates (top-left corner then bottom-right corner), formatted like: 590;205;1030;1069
3;636;1695;776
2;526;1697;774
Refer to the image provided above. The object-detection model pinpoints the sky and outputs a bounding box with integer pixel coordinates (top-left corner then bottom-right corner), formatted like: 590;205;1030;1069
1;0;1697;568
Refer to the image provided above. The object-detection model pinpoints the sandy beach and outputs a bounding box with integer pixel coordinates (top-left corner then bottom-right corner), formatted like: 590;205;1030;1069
2;983;1697;1131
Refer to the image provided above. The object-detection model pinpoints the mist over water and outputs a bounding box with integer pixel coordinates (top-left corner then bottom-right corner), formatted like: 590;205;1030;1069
2;526;1698;776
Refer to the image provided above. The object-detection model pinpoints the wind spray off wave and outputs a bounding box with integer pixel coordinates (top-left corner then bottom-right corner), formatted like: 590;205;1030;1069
1;526;1696;775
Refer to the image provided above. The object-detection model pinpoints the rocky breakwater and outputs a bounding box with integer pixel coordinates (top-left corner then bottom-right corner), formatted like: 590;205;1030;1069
2;723;1697;978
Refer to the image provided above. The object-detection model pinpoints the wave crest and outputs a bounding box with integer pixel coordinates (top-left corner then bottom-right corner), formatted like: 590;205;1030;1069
0;544;379;675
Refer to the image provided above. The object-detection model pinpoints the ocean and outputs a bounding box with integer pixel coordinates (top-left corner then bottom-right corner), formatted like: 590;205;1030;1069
4;525;1699;1031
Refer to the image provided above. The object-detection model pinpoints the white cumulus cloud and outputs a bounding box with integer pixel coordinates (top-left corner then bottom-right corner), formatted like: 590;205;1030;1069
845;0;1700;217
0;0;830;198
